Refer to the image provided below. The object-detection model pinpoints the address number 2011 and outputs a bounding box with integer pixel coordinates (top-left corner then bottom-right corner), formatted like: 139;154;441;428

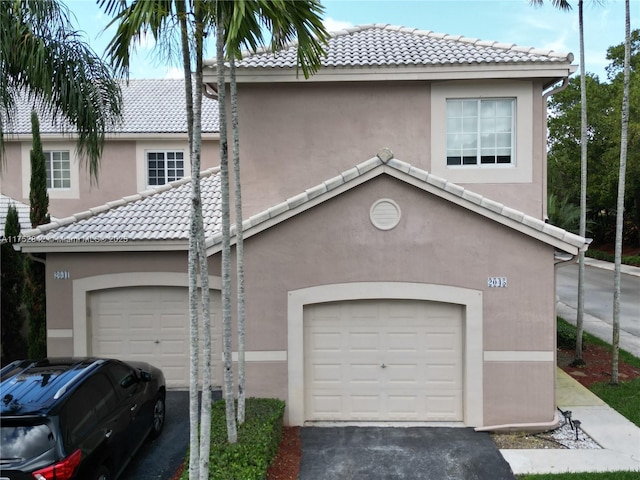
488;277;507;288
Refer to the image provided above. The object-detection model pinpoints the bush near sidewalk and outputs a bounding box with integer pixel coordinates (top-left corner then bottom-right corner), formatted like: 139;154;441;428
180;397;285;480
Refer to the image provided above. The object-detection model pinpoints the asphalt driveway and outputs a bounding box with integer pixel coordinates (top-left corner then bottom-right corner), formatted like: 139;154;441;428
299;426;516;480
120;391;189;480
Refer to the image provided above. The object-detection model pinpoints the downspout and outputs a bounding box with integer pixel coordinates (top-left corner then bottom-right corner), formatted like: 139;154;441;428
542;77;570;221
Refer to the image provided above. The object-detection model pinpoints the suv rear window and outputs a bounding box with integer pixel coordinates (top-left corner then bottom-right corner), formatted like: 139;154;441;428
1;423;56;461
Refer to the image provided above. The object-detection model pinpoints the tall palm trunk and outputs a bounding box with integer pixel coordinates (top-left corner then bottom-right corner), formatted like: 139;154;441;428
575;0;587;365
217;5;238;444
230;56;246;425
176;1;200;477
612;0;631;386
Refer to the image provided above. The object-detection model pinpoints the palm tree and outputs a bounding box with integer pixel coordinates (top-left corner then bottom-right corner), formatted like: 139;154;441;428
221;0;328;426
0;0;122;180
531;0;587;364
612;0;631;385
100;1;212;476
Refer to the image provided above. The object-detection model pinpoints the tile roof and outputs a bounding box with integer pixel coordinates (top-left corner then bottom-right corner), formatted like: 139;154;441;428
0;195;32;234
20;170;221;243
4;79;219;135
231;24;573;70
20;150;586;254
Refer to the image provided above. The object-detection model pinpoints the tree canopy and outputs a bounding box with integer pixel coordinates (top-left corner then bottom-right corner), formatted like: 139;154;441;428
0;0;123;180
547;30;640;247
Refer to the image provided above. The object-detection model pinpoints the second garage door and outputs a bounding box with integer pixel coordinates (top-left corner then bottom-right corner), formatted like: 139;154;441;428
304;299;463;422
90;286;221;388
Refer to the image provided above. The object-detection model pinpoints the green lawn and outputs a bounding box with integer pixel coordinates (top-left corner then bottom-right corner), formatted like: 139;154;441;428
515;320;640;479
520;473;640;480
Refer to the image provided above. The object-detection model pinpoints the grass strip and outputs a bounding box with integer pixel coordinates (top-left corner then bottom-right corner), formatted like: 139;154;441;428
520;472;640;479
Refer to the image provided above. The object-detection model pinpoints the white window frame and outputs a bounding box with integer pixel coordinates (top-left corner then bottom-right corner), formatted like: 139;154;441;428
146;150;185;187
446;98;515;167
44;150;72;189
430;81;533;185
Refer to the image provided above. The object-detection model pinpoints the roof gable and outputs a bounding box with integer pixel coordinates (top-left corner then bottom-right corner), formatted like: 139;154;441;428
19;149;586;256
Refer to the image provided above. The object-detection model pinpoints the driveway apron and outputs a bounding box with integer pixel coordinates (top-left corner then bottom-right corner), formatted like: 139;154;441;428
299;426;516;480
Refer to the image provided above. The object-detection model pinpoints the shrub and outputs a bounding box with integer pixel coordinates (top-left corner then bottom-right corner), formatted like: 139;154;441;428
182;397;285;480
557;317;579;349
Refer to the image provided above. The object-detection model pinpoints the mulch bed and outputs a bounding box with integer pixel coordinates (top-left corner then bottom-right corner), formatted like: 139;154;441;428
558;343;640;388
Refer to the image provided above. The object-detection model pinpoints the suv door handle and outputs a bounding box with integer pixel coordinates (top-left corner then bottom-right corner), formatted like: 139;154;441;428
130;404;138;413
105;430;113;439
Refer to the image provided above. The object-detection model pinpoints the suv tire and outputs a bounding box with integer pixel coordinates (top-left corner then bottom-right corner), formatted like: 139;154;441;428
150;393;165;439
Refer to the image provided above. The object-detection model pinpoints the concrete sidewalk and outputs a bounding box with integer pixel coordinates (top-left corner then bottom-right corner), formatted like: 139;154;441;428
501;369;640;475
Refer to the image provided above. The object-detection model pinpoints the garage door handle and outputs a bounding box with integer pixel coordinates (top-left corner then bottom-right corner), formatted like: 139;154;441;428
380;364;387;369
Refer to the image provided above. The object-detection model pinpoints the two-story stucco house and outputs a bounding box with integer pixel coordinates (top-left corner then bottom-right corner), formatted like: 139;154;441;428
1;79;220;221
19;25;588;430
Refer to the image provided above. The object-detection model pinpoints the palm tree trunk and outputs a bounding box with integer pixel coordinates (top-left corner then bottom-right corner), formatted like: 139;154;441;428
217;5;238;444
230;56;246;425
575;0;586;365
612;0;631;386
176;1;200;476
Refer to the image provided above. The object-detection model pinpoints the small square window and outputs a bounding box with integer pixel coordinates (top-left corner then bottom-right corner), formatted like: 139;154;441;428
147;151;185;186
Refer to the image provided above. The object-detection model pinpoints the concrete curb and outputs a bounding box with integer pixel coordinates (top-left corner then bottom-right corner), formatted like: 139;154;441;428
584;257;640;277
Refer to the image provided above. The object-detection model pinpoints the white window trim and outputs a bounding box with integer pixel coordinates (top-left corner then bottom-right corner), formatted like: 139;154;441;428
431;81;533;184
44;150;72;189
135;141;191;192
446;98;516;168
21;142;80;199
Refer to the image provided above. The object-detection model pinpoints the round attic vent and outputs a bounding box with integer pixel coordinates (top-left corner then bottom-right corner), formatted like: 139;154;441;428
370;199;401;231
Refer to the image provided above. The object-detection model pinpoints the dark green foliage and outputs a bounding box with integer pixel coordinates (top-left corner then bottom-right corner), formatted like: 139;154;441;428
181;398;285;480
24;111;48;359
556;317;581;349
547;194;582;234
24;256;46;359
1;205;27;363
586;249;640;267
29;111;50;227
547;31;640;248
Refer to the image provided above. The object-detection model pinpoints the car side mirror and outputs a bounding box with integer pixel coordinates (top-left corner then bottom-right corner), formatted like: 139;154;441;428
139;371;152;382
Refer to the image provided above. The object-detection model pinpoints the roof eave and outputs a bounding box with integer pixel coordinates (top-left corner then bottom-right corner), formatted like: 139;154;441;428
203;62;576;84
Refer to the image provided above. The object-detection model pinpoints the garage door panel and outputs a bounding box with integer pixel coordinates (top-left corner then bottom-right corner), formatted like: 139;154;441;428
305;299;463;422
91;286;221;388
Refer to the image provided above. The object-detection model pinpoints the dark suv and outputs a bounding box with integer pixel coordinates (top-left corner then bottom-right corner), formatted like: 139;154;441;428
0;357;166;480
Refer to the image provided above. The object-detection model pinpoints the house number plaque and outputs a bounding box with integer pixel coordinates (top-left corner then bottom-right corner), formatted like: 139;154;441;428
53;271;70;280
487;277;507;288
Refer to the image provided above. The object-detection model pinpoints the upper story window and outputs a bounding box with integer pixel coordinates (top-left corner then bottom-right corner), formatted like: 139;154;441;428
446;98;515;167
44;150;71;189
147;151;184;186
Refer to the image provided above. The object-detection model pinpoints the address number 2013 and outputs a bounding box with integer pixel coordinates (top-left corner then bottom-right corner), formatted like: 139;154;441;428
487;277;507;288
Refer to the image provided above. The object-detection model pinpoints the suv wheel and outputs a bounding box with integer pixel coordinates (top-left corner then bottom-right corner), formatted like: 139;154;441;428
150;393;165;439
93;465;111;480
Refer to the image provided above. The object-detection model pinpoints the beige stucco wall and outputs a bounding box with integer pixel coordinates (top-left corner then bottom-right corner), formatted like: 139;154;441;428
43;174;557;427
235;175;556;425
233;79;548;221
1;138;220;219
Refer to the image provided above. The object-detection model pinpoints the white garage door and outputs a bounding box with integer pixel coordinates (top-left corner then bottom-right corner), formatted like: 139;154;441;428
90;286;221;388
304;299;463;422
